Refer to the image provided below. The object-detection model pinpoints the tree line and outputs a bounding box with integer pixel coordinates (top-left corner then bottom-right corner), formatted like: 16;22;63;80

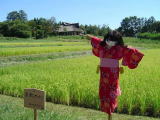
0;10;59;39
117;16;160;37
0;10;160;39
0;10;111;39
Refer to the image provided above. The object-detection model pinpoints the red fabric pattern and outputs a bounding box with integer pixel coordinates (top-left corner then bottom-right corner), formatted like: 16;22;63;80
90;37;144;115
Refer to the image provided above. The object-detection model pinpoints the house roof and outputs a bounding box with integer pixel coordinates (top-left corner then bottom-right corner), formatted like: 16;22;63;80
57;22;83;33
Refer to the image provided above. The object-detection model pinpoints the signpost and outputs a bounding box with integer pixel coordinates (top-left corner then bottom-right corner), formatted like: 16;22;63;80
24;88;46;120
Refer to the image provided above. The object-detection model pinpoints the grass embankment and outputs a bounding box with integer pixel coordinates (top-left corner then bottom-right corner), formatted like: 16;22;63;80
0;94;159;120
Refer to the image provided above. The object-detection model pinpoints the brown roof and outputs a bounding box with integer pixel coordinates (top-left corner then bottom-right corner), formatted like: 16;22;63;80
57;22;83;33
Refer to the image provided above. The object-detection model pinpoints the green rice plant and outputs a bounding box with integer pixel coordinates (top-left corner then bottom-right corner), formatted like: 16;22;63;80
0;45;91;57
1;36;160;50
0;49;160;117
0;36;86;42
0;41;88;47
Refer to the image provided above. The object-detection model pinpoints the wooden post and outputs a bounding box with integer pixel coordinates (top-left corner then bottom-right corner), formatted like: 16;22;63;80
34;109;38;120
24;88;46;120
108;114;112;120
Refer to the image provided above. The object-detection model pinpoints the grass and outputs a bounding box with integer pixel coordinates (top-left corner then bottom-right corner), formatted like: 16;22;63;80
0;41;87;48
124;37;160;48
0;36;86;42
0;48;160;117
0;94;159;120
0;51;91;67
1;36;160;57
137;32;160;40
0;37;90;57
0;45;91;57
1;36;160;58
1;36;160;118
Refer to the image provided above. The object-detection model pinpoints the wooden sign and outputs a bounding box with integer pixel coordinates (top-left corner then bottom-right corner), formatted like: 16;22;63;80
24;88;46;110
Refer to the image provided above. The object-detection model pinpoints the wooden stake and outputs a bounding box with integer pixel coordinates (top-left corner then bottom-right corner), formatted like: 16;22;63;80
34;109;38;120
108;114;112;120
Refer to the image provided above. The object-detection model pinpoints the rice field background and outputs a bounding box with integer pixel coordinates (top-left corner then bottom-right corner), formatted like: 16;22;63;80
0;37;90;57
0;36;160;118
0;45;91;57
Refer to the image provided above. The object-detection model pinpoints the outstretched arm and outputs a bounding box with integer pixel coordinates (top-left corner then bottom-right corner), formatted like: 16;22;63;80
83;34;95;40
83;34;103;57
122;46;144;69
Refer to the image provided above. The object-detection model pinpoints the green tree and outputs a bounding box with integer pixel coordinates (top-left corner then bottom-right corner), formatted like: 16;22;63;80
119;16;144;36
10;23;31;38
98;24;110;36
0;22;10;36
80;24;110;36
19;10;27;21
0;20;31;38
28;18;52;39
141;16;156;33
48;17;59;35
7;10;27;21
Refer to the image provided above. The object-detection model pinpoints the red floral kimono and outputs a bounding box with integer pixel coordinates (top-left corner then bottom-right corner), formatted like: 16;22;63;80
90;36;144;115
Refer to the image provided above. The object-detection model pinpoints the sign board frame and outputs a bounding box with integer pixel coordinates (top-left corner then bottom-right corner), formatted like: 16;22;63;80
24;88;46;110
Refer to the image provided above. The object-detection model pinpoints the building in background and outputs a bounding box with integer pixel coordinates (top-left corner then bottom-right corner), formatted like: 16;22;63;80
57;22;84;35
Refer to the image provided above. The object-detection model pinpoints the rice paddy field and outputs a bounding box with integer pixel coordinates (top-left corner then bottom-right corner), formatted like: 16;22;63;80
0;36;160;119
0;45;91;57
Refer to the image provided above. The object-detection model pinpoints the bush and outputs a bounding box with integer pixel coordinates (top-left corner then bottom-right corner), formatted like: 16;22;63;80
35;30;45;39
0;21;31;38
137;32;160;40
0;22;10;36
0;33;3;37
10;24;31;38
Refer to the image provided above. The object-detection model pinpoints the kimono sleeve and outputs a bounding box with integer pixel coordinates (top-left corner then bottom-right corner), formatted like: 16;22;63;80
90;36;102;57
122;46;144;69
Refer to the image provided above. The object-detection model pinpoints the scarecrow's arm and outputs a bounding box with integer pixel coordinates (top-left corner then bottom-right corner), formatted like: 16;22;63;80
122;46;144;69
84;34;102;57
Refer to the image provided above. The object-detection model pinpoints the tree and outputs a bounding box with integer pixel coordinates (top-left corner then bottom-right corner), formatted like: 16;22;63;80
0;20;31;38
80;24;110;36
141;16;156;33
146;16;156;25
153;21;160;32
19;10;27;21
48;17;59;35
7;11;19;21
7;10;27;21
118;16;145;36
0;22;10;36
98;24;110;36
10;23;31;38
28;18;52;39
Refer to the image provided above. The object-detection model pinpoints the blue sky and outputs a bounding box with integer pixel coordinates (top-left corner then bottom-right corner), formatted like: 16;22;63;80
0;0;160;29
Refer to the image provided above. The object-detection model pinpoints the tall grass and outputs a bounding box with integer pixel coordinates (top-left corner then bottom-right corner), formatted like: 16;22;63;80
124;37;160;48
0;49;160;117
0;41;88;47
137;33;160;40
0;45;91;57
1;36;160;49
0;35;86;42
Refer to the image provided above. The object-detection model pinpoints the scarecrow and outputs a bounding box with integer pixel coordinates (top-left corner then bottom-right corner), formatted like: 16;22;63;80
85;31;144;120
